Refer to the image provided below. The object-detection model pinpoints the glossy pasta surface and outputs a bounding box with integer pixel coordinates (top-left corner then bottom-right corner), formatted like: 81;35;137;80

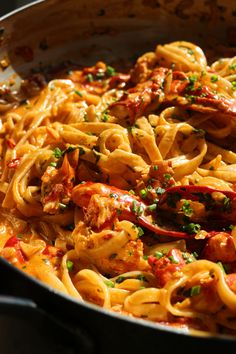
1;41;236;334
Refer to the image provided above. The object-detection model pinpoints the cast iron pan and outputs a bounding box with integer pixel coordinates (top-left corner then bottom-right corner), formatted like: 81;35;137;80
0;1;236;353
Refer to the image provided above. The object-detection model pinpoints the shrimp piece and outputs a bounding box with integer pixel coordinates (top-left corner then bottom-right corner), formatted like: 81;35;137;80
41;154;75;214
96;239;149;276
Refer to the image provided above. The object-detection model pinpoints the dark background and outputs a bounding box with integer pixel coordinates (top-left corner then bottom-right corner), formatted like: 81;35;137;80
0;0;36;17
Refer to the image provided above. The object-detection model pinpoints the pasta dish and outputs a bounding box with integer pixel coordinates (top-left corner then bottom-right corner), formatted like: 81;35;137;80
1;40;236;334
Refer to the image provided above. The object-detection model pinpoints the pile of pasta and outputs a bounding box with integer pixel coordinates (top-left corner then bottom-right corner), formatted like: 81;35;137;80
0;41;236;335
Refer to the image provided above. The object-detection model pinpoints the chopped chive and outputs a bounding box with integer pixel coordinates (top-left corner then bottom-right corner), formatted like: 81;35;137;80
139;189;147;199
115;276;126;284
74;90;83;97
164;173;171;180
106;65;116;76
117;208;122;215
156;187;165;195
153;165;159;171
154;251;163;259
109;193;118;199
66;260;74;271
210;75;218;83
136;274;148;282
181;200;193;217
129;189;135;195
182;223;201;234
229;63;236;71
137;226;144;237
87;73;94;82
53;147;63;158
168;255;179;264
49;161;57;167
65;223;75;231
147;204;157;212
79;147;86;156
217;261;226;274
190;285;201;296
59;203;67;210
104;280;115;288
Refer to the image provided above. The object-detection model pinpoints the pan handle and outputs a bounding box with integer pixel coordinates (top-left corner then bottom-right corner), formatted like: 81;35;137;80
0;295;95;354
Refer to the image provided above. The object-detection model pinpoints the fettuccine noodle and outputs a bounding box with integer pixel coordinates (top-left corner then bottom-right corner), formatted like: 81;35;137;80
1;41;236;334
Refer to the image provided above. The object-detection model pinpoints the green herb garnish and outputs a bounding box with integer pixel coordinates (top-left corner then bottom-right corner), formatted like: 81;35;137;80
106;65;116;76
53;147;63;158
182;222;201;234
211;75;218;83
66;260;74;271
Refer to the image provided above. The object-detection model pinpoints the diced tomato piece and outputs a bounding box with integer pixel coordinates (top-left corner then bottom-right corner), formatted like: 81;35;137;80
42;245;64;257
148;248;186;287
6;138;16;149
7;158;21;169
226;273;236;293
4;236;26;263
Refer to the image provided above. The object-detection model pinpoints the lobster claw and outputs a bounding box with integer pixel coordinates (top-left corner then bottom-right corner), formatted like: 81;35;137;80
159;185;236;227
72;182;199;239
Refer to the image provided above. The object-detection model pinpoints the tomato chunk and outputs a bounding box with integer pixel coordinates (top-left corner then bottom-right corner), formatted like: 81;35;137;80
148;248;186;287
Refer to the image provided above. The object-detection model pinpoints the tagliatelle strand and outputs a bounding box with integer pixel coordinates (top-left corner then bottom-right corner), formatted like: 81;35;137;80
0;41;236;335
